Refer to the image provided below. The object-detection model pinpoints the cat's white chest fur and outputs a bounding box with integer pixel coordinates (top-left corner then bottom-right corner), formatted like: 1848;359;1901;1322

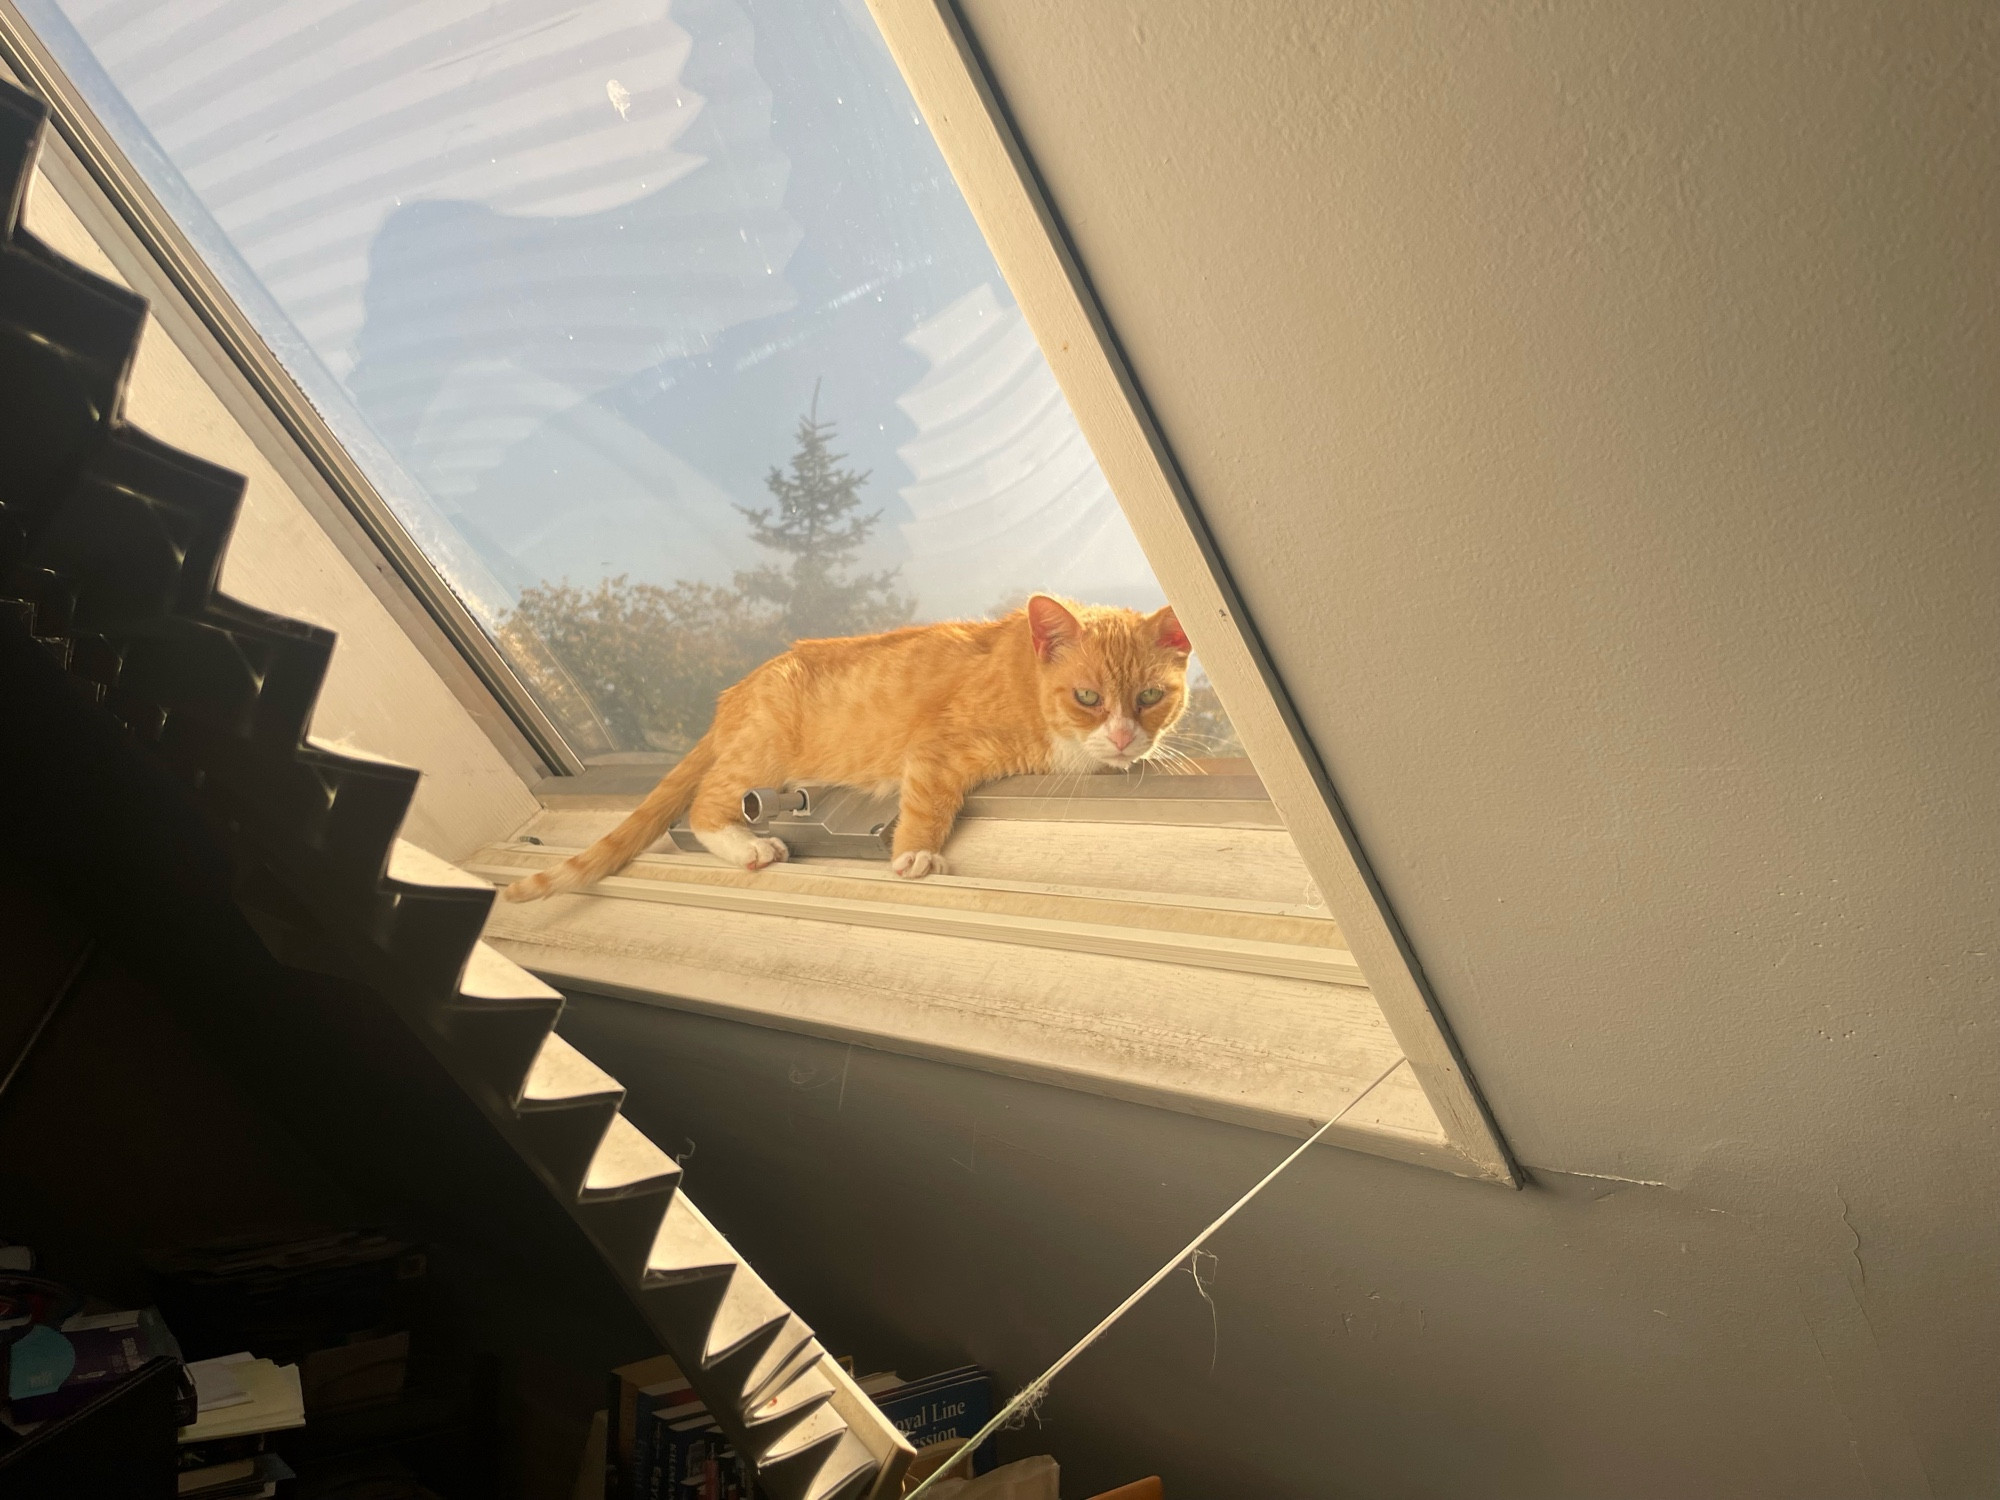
1046;733;1101;775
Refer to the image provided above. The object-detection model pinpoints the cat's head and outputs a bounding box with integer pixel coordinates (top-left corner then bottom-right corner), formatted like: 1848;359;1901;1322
1027;594;1193;770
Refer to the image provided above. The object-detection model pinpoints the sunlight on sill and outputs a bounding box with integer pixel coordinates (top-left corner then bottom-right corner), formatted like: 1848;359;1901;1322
468;795;1464;1175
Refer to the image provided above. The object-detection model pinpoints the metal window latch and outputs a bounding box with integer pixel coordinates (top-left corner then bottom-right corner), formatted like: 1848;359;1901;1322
668;782;900;861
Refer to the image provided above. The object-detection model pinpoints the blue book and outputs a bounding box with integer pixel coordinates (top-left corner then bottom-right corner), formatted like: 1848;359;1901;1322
651;1406;716;1497
611;1357;688;1500
873;1366;997;1476
638;1391;705;1498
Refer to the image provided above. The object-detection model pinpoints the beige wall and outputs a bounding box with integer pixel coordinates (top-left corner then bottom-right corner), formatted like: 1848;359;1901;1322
21;164;537;860
956;0;1996;1167
564;5;1997;1497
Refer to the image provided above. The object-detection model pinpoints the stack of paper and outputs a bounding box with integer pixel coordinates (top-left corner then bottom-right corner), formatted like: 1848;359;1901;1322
179;1354;304;1442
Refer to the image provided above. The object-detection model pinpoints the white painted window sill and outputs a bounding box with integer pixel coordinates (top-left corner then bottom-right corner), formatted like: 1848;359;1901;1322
469;776;1463;1174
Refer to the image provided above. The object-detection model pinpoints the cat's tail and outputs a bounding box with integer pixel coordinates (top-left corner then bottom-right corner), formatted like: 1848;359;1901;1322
500;734;716;903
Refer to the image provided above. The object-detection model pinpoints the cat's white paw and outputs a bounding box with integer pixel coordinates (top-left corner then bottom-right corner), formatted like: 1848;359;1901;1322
891;850;946;879
745;835;790;870
696;824;790;870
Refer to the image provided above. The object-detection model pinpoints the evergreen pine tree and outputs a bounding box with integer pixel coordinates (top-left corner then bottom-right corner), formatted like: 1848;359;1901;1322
734;384;912;641
501;384;923;752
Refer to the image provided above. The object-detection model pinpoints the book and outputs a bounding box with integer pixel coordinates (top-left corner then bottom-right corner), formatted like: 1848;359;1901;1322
181;1457;257;1491
5;1306;188;1424
608;1354;678;1475
657;1406;718;1498
610;1356;993;1498
637;1395;765;1500
178;1452;294;1496
642;1395;706;1499
609;1354;691;1500
176;1431;267;1472
872;1366;996;1478
671;1420;754;1500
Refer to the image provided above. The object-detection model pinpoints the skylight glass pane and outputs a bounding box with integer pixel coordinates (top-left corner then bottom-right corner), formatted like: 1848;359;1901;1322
25;0;1239;762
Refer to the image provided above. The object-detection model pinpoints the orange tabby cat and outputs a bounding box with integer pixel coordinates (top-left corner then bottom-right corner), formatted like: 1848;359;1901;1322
502;594;1191;900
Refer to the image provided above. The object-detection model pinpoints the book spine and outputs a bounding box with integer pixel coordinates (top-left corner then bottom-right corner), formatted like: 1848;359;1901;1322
656;1420;679;1500
708;1434;726;1500
608;1373;627;1500
638;1406;657;1500
668;1421;706;1500
673;1423;700;1500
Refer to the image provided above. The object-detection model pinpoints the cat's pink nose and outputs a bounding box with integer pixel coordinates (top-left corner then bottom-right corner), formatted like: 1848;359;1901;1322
1106;720;1137;751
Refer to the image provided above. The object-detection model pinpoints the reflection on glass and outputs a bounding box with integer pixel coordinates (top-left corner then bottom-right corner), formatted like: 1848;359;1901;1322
33;0;1240;760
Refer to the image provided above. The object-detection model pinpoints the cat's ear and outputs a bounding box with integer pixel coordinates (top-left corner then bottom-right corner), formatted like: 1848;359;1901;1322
1027;595;1082;661
1149;605;1193;656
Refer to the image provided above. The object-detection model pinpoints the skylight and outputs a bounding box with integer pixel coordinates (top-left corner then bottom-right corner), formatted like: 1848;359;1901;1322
8;0;1513;1182
28;0;1238;762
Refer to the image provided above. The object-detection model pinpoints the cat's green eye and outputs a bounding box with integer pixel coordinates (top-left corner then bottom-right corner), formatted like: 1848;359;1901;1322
1074;688;1102;707
1136;687;1166;707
